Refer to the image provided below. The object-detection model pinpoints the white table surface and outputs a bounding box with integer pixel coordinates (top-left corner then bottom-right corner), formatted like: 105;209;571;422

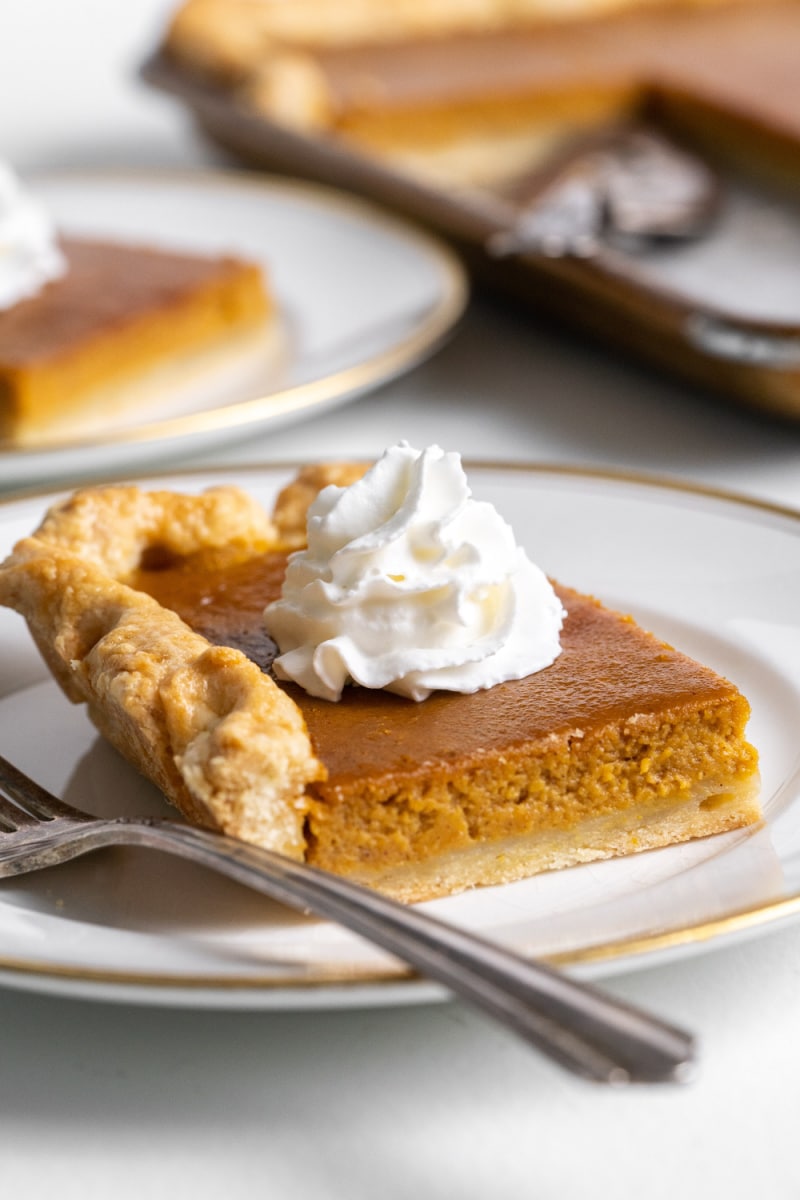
3;3;800;1197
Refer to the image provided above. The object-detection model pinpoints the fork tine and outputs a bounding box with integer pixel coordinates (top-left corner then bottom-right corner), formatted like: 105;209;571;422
0;789;43;830
0;753;81;823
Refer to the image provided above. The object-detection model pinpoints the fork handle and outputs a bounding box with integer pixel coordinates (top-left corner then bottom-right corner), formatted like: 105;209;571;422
80;817;693;1085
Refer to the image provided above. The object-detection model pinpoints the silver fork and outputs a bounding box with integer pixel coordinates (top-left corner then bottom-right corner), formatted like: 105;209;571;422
0;752;695;1085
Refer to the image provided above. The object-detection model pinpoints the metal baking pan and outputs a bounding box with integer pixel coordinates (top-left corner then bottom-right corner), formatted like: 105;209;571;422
142;29;800;419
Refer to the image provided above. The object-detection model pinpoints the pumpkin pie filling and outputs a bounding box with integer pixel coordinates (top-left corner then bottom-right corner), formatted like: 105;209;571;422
129;540;760;897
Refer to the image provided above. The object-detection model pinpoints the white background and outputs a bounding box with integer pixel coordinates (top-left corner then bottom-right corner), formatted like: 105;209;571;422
2;2;800;1196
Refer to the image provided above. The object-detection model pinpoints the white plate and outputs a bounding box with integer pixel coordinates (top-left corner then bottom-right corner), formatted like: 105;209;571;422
0;170;466;491
0;463;799;1008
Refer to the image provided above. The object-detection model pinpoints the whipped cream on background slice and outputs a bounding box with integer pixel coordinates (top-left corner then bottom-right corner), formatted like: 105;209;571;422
264;442;566;702
0;161;66;310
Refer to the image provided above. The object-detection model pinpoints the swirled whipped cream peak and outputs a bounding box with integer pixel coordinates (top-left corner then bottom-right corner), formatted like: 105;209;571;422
0;161;66;311
264;442;566;702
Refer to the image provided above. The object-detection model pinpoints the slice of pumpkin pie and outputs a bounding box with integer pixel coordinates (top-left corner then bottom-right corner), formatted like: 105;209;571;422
0;446;760;900
0;163;271;444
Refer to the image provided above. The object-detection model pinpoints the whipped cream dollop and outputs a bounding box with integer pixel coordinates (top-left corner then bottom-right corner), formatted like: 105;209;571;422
0;162;66;310
264;442;566;702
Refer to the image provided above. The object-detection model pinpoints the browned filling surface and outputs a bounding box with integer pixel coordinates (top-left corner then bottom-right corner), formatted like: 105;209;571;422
0;238;266;368
130;551;737;764
130;549;757;880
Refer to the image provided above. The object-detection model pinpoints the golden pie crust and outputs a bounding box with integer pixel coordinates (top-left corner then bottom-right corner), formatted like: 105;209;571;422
0;467;760;900
0;485;322;858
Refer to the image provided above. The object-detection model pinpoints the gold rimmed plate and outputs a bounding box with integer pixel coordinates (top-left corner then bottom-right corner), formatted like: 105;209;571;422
0;170;467;492
0;462;798;1007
